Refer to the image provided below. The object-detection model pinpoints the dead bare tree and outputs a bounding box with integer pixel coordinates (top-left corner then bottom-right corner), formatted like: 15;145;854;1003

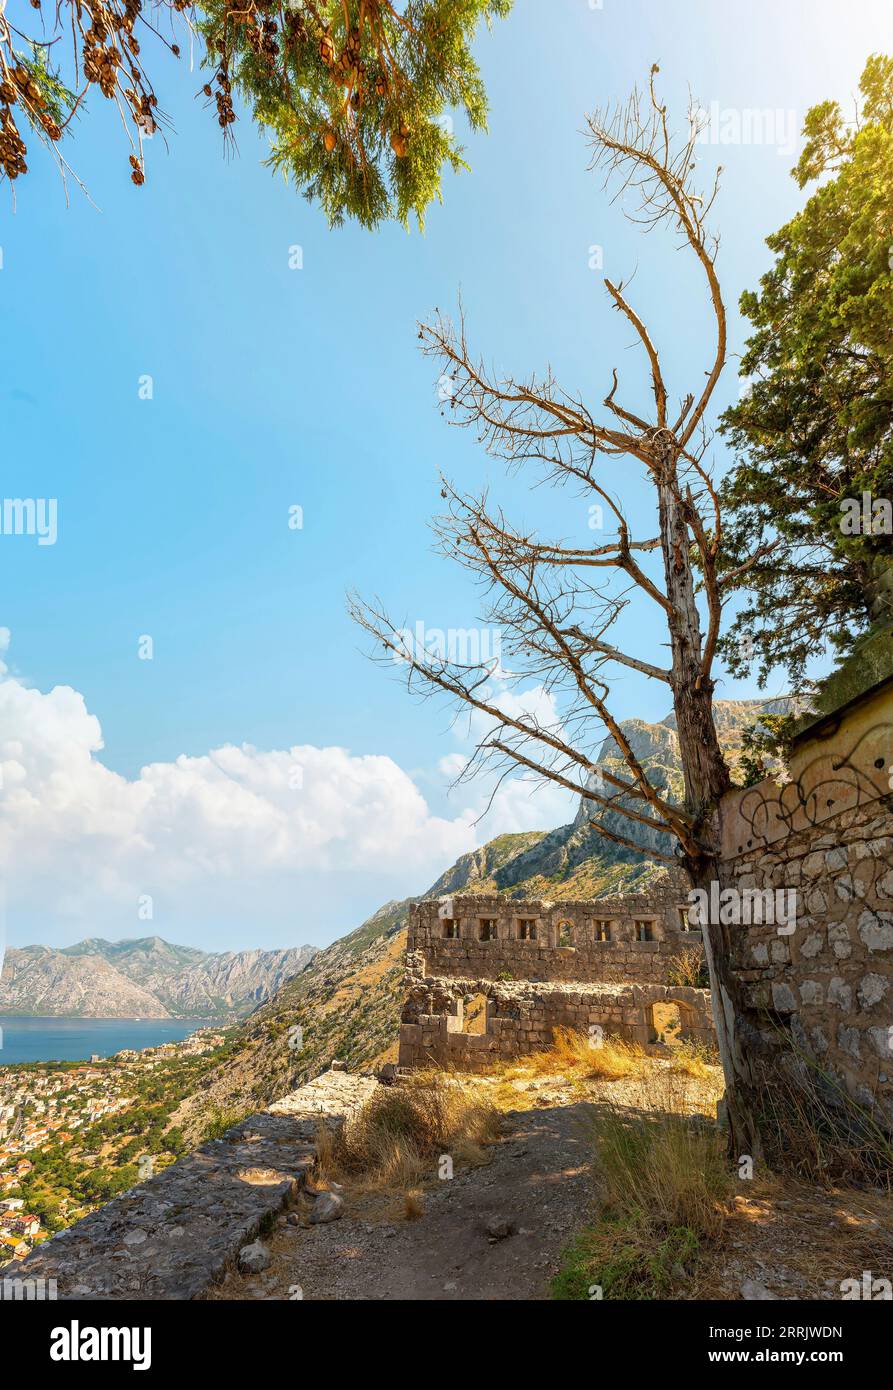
350;68;770;1155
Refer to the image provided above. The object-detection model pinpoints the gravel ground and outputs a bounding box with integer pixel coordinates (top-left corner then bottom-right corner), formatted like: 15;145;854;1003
211;1097;597;1301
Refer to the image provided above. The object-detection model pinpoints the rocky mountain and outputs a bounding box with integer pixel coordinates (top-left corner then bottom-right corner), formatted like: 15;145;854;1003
167;947;318;1019
0;937;317;1020
0;948;173;1019
173;698;781;1138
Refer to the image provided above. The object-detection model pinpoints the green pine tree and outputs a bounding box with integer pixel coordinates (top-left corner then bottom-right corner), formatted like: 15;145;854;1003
1;0;511;227
718;54;893;691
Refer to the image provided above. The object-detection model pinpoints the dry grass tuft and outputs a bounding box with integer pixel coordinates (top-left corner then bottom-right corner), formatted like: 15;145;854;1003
666;947;709;990
403;1189;424;1221
553;1068;730;1299
524;1027;645;1081
754;1053;893;1190
322;1071;501;1190
593;1069;729;1235
669;1038;721;1080
312;1120;340;1183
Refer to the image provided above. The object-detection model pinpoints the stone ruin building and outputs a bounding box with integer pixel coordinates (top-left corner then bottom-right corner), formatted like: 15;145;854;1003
398;890;715;1071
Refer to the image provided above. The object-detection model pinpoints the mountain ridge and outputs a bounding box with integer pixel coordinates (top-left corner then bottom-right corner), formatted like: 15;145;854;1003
0;937;318;1020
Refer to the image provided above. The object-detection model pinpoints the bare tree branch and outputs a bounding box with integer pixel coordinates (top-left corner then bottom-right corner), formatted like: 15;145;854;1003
353;68;773;1158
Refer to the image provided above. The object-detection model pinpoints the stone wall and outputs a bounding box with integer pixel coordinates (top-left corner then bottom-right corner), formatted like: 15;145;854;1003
410;891;700;985
398;965;714;1071
718;678;893;1129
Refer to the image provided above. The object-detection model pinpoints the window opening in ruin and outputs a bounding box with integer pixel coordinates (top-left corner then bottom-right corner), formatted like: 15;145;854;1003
557;921;573;947
479;918;497;941
593;919;611;941
677;905;696;932
518;919;537;941
442;918;458;938
635;920;654;942
460;992;489;1035
651;1001;683;1044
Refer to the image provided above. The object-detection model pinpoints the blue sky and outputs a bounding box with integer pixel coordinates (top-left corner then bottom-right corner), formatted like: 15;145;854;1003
0;0;888;952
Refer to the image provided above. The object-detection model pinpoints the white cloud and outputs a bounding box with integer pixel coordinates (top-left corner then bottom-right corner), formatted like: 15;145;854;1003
463;680;568;751
0;641;577;946
441;679;578;833
0;642;478;941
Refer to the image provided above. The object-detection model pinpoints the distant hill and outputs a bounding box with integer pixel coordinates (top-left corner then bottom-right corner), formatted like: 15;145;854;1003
0;936;317;1021
175;699;782;1137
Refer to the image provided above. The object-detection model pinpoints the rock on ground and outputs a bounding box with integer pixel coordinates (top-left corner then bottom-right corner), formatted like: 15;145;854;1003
238;1241;272;1274
309;1191;344;1225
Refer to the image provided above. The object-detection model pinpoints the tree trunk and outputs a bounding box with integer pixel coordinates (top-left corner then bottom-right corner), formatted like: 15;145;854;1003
656;440;762;1158
692;857;765;1161
655;445;730;819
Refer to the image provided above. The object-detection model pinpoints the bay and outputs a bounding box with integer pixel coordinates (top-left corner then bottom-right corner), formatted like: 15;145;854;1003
0;1016;219;1065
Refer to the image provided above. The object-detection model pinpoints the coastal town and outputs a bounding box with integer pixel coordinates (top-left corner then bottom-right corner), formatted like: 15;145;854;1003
0;1028;228;1264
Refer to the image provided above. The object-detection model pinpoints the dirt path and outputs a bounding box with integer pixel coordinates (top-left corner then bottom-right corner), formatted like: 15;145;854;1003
204;1061;893;1302
214;1100;596;1301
